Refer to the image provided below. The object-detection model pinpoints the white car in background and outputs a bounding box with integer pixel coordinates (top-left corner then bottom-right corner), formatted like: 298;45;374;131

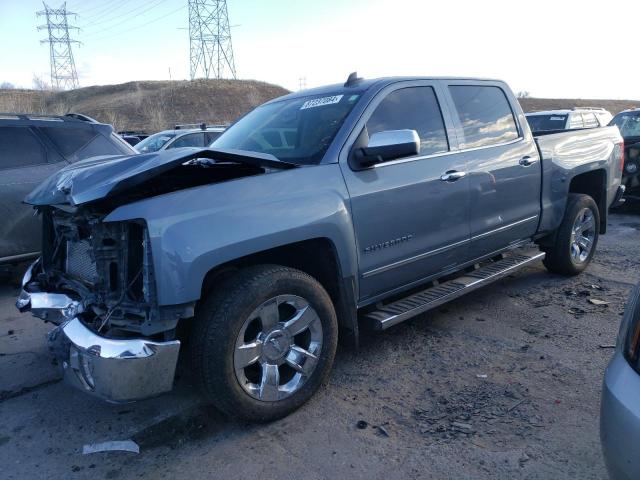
135;123;226;153
525;108;612;134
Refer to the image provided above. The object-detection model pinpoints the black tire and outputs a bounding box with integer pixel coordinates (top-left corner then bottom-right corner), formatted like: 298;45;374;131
542;193;600;276
190;264;338;421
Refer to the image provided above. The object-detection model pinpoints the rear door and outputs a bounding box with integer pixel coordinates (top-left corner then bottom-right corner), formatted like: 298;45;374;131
0;126;66;259
442;82;541;260
339;81;470;303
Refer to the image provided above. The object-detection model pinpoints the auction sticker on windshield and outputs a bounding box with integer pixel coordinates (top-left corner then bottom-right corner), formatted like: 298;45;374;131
300;95;344;110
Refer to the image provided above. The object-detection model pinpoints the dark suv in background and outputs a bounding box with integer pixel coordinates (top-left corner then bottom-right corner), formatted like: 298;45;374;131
610;108;640;198
0;113;136;265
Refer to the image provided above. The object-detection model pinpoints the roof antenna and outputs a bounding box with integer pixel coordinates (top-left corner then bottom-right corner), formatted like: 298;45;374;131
344;72;362;87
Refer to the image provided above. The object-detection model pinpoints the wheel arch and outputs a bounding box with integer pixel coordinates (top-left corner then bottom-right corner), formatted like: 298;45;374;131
568;169;607;234
199;238;360;347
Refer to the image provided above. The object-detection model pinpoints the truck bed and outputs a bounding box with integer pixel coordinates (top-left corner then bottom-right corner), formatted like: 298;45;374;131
534;125;622;234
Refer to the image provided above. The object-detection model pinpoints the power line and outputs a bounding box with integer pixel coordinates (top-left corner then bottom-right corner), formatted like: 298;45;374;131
77;0;133;24
189;0;237;80
79;0;167;25
37;2;80;90
69;0;126;18
87;4;186;43
81;0;176;38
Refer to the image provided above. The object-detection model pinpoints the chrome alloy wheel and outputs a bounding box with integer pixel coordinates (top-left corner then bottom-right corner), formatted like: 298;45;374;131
233;295;323;401
570;207;596;263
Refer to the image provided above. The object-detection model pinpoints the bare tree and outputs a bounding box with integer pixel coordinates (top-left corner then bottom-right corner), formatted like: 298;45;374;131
517;91;531;99
0;82;15;89
0;91;34;113
47;100;70;115
32;74;54;114
144;101;167;132
103;109;122;132
32;74;51;91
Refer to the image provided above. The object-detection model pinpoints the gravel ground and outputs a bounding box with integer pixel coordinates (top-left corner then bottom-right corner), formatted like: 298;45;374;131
1;209;639;480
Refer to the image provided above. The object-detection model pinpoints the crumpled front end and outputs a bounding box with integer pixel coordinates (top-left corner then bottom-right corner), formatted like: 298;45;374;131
48;317;179;403
15;204;189;402
18;258;180;403
16;260;180;403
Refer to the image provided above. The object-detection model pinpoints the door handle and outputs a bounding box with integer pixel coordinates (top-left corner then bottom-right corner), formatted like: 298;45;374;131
519;156;537;167
440;170;467;182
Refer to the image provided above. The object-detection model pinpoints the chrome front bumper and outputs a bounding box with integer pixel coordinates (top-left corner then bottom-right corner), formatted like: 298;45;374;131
16;260;180;403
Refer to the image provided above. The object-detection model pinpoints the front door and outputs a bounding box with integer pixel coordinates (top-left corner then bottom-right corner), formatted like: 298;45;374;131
340;82;470;303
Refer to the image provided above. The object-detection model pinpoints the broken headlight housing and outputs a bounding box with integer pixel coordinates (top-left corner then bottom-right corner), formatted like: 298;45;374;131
621;283;640;372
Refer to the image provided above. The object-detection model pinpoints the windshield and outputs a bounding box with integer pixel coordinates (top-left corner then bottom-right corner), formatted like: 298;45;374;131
526;114;568;133
610;112;640;139
135;132;177;153
212;92;361;164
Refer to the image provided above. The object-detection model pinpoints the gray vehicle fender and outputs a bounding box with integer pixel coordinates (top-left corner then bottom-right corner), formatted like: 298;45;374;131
104;163;359;307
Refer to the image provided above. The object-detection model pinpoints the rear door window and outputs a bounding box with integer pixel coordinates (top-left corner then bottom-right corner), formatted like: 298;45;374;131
170;133;205;148
366;86;449;156
448;85;519;149
582;113;599;128
0;126;47;169
40;126;131;162
205;131;222;145
40;126;96;158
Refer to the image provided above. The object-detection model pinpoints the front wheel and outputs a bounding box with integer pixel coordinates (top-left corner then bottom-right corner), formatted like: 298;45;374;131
190;265;338;421
542;193;600;276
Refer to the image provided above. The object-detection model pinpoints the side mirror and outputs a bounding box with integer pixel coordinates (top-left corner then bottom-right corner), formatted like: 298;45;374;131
352;129;420;169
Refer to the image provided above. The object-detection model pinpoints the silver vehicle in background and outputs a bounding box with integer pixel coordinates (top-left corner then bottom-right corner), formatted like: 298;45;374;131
601;282;640;480
134;123;226;153
526;107;612;134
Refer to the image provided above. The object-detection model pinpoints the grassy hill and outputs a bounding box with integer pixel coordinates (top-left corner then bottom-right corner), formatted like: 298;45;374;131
0;79;289;132
0;80;638;133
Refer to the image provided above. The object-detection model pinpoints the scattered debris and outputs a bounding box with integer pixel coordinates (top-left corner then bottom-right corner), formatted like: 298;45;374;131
82;440;140;455
568;307;586;317
476;374;488;379
451;422;473;432
507;398;528;413
7;329;14;335
375;425;390;437
589;298;609;306
356;420;368;430
598;344;616;349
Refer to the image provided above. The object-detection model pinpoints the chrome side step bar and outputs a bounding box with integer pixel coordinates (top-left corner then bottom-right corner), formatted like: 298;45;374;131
363;250;545;331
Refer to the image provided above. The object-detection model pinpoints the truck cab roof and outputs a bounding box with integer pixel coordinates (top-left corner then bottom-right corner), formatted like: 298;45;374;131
268;75;506;105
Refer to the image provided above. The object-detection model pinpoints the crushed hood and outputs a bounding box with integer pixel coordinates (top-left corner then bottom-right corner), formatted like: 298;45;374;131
25;147;296;206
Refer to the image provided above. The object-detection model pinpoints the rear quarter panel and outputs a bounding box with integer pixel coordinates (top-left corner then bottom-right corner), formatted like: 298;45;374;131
535;126;622;234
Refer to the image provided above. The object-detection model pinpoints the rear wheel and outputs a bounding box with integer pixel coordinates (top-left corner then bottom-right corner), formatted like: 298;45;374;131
190;265;338;421
542;193;599;275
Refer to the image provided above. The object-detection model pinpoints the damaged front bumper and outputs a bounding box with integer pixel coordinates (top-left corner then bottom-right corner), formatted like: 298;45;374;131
16;260;180;403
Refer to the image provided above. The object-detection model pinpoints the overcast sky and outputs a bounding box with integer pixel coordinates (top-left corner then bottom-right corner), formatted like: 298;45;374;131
0;0;637;99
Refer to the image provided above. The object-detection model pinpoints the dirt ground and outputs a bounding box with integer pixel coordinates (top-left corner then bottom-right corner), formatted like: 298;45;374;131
1;208;639;480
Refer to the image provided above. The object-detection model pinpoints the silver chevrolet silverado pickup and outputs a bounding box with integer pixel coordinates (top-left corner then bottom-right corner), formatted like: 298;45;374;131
16;75;624;420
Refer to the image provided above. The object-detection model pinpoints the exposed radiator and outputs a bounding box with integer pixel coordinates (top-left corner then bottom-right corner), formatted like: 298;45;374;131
65;240;98;284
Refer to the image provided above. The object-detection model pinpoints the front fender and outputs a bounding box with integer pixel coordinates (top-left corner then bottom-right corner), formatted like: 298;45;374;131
105;164;358;306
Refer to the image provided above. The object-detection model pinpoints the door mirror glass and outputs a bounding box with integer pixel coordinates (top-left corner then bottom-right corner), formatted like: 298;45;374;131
353;129;420;169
